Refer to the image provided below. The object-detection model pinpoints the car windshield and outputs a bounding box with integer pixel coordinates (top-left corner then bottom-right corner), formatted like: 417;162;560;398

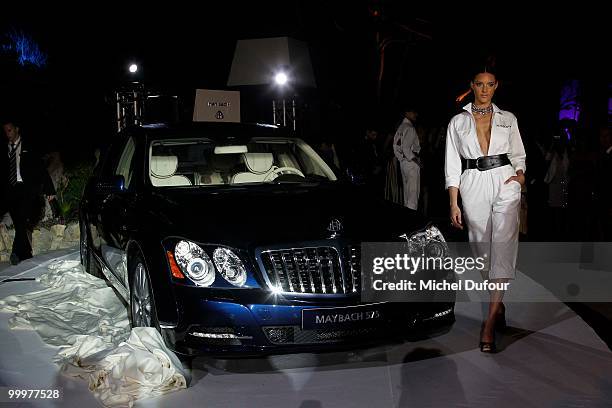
148;137;337;187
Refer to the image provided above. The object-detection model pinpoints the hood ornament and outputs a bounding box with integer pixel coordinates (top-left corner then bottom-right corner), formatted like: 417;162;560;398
327;218;343;238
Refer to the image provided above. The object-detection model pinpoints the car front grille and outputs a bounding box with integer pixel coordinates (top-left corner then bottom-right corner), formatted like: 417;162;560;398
260;246;360;295
263;325;378;345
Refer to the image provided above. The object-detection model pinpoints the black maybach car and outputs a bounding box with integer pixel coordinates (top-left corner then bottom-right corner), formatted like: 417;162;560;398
79;122;455;356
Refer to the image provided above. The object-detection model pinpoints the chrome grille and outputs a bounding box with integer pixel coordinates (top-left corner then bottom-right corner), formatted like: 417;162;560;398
263;325;379;344
261;246;360;295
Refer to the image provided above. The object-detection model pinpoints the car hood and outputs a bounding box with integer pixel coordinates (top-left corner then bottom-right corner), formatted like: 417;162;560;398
145;183;429;249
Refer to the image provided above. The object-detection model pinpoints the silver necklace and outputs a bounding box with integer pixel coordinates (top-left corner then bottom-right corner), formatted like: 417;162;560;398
471;104;493;115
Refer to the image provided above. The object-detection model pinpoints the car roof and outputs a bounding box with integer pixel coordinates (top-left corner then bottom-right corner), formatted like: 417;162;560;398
128;122;292;142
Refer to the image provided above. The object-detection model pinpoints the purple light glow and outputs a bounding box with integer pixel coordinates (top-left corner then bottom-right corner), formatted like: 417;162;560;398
559;80;580;122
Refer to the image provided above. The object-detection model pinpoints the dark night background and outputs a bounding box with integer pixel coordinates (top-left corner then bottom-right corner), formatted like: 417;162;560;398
0;3;610;161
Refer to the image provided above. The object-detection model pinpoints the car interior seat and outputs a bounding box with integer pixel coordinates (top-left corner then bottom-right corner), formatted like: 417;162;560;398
230;152;275;184
150;155;193;187
277;151;300;169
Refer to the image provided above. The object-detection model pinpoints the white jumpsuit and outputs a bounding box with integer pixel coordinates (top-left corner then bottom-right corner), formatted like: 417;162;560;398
444;103;526;280
393;118;421;210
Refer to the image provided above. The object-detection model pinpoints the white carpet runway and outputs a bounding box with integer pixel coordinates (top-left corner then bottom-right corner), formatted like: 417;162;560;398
0;250;610;407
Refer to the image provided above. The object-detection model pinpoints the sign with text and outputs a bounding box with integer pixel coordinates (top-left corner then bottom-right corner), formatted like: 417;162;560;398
193;89;240;123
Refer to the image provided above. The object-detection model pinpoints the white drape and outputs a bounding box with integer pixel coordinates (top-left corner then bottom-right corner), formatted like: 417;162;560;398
0;259;189;408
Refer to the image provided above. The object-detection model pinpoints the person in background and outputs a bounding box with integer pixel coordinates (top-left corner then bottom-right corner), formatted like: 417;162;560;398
524;129;549;241
594;126;612;241
318;140;341;171
393;106;421;210
0;119;56;265
353;128;384;197
543;129;571;240
383;129;403;205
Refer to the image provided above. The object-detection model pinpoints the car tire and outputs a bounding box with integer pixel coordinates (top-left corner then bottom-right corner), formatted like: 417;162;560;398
129;255;160;330
80;221;103;279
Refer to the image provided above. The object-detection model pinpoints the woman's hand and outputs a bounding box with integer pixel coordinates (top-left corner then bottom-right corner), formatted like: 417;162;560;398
450;205;463;229
504;172;525;187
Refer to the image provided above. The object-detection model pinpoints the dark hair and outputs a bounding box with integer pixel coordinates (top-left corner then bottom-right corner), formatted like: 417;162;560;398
1;118;21;128
400;103;418;114
470;56;498;81
471;66;497;81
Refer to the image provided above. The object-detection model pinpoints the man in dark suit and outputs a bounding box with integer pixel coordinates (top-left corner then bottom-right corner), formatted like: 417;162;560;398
1;120;56;265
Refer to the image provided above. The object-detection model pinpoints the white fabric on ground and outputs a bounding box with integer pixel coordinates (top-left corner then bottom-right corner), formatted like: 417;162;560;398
0;259;188;408
0;260;129;345
57;328;188;408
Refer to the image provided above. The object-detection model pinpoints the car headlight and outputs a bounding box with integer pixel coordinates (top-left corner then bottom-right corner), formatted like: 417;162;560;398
213;248;247;287
174;240;215;286
406;225;448;257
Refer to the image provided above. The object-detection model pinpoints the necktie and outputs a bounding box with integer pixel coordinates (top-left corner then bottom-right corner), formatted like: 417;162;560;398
8;143;17;185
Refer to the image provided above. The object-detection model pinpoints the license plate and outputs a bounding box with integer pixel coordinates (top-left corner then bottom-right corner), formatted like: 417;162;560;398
302;303;385;330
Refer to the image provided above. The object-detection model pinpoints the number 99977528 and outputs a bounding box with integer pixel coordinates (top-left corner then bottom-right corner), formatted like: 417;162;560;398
2;388;62;401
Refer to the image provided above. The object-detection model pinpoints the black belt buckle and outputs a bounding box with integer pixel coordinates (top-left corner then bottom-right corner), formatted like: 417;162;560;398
477;156;500;171
476;156;486;171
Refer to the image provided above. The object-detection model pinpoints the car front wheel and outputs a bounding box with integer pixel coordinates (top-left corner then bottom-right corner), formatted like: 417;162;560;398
130;256;159;329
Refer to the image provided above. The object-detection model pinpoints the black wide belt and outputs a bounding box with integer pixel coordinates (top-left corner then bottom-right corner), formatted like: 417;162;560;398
462;154;511;171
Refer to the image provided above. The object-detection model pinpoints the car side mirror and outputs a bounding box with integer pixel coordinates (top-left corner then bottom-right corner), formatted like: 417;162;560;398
95;175;126;194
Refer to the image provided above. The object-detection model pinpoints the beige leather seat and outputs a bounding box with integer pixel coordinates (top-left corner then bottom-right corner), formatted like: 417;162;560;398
231;153;275;184
277;151;299;168
150;155;192;187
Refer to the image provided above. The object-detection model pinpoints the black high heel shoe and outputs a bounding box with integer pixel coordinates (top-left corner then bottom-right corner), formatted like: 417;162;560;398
479;325;497;353
479;340;496;353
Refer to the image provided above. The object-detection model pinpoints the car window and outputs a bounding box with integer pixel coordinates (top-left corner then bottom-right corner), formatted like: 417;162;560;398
294;144;328;178
115;137;137;188
99;141;124;178
148;137;337;187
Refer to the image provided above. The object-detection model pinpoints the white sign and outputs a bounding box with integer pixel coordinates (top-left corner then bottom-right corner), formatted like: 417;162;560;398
193;89;240;123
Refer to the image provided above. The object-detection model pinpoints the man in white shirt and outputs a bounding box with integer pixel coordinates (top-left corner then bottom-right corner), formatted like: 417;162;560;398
393;107;421;210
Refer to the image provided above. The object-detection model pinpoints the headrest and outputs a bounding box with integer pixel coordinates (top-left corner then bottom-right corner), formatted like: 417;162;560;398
151;155;178;178
243;153;274;174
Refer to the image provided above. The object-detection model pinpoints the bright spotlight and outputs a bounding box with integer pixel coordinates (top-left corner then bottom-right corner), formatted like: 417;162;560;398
129;64;138;73
274;72;288;86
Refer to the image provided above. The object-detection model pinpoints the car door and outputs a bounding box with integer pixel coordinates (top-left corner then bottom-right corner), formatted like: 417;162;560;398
85;139;126;268
98;135;140;288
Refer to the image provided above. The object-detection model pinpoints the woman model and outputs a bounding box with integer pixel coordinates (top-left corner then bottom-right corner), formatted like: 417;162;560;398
445;68;526;352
